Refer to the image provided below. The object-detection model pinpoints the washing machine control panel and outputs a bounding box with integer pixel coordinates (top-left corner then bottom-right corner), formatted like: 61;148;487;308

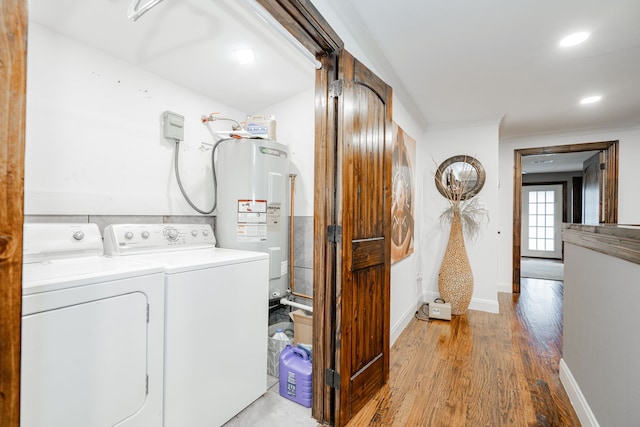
103;224;216;255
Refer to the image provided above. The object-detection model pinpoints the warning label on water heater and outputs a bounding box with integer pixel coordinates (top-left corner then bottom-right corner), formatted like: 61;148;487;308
237;199;267;242
267;204;281;231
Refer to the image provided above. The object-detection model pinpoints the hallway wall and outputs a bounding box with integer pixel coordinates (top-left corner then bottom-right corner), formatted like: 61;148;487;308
417;123;500;313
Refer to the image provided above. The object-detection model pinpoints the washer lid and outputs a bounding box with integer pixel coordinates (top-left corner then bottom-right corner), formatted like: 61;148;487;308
22;256;163;295
117;247;269;274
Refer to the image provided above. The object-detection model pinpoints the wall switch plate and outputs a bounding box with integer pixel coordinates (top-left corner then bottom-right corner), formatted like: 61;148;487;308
429;301;451;320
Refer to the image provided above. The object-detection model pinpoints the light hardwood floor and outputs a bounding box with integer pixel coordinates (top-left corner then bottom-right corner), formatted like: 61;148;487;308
345;278;580;426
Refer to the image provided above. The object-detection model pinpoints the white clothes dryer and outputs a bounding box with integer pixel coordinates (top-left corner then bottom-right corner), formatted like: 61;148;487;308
21;223;165;427
103;223;270;427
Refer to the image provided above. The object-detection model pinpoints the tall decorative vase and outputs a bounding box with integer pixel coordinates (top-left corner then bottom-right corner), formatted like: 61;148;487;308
438;211;474;315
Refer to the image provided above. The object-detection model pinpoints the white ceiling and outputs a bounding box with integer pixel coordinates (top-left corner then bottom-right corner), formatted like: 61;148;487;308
30;0;640;139
522;151;599;174
325;0;640;138
29;0;315;115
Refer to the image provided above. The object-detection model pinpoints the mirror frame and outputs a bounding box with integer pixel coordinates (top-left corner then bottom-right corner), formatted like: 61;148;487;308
434;155;486;200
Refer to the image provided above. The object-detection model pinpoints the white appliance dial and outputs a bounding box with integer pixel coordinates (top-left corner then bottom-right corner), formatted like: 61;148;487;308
164;227;179;242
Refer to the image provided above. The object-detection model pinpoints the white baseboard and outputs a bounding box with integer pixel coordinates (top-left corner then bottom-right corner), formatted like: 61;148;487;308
422;291;499;314
390;301;421;346
497;281;513;293
559;359;600;427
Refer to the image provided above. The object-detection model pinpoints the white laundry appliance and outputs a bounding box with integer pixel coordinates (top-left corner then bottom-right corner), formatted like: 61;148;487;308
21;223;165;427
103;223;270;427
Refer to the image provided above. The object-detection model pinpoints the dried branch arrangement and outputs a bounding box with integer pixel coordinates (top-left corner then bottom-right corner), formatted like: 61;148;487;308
435;157;488;241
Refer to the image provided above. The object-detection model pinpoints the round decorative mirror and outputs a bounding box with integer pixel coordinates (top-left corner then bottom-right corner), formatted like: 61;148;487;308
435;155;485;200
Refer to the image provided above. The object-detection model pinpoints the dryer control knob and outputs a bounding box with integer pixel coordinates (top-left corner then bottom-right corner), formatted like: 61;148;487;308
165;227;179;241
124;231;134;240
141;231;150;239
202;229;209;236
191;229;198;237
72;231;84;241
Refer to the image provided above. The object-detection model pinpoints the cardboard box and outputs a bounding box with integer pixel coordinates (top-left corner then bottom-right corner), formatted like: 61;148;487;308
289;309;313;345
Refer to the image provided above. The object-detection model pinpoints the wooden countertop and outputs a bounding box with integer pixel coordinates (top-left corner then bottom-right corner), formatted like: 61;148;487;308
562;224;640;265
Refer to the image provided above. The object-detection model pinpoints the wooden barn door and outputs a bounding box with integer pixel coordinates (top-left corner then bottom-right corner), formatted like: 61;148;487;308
331;49;393;426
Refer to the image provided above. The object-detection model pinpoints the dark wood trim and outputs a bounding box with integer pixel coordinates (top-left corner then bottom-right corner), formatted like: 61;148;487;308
513;141;619;293
256;0;343;56
312;53;338;425
252;2;344;423
515;141;617;157
604;141;619;223
1;0;27;425
513;151;523;293
572;176;583;223
563;225;640;265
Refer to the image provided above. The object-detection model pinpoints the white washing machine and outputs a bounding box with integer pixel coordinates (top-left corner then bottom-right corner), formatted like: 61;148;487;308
21;223;165;427
103;223;270;427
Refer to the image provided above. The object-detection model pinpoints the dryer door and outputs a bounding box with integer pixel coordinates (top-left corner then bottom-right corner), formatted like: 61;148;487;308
21;292;148;427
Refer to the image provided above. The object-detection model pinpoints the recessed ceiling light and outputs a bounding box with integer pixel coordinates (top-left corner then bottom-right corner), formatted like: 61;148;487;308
235;48;255;65
559;31;590;47
580;95;602;105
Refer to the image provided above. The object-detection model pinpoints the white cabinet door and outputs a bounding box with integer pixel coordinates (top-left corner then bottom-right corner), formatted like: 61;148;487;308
21;293;148;427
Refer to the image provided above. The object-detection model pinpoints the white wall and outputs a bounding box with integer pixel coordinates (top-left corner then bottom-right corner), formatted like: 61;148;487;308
259;88;315;217
418;123;501;313
562;242;640;427
389;99;426;343
25;23;251;215
497;126;640;291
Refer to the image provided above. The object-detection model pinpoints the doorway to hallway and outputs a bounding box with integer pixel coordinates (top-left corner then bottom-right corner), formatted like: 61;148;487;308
512;140;619;293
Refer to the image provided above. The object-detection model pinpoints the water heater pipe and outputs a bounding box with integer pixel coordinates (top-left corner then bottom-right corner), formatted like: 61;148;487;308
280;297;313;313
289;173;296;293
289;174;313;300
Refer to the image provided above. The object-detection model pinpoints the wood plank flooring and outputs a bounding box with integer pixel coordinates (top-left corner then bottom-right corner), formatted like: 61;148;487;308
344;278;580;426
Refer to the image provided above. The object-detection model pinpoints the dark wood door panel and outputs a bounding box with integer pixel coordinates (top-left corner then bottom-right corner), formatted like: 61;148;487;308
334;49;392;426
348;267;385;370
351;239;385;270
350;86;386;240
344;266;386;418
349;354;384;417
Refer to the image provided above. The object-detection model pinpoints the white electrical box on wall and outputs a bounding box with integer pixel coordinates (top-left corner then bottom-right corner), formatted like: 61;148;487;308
163;111;184;141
